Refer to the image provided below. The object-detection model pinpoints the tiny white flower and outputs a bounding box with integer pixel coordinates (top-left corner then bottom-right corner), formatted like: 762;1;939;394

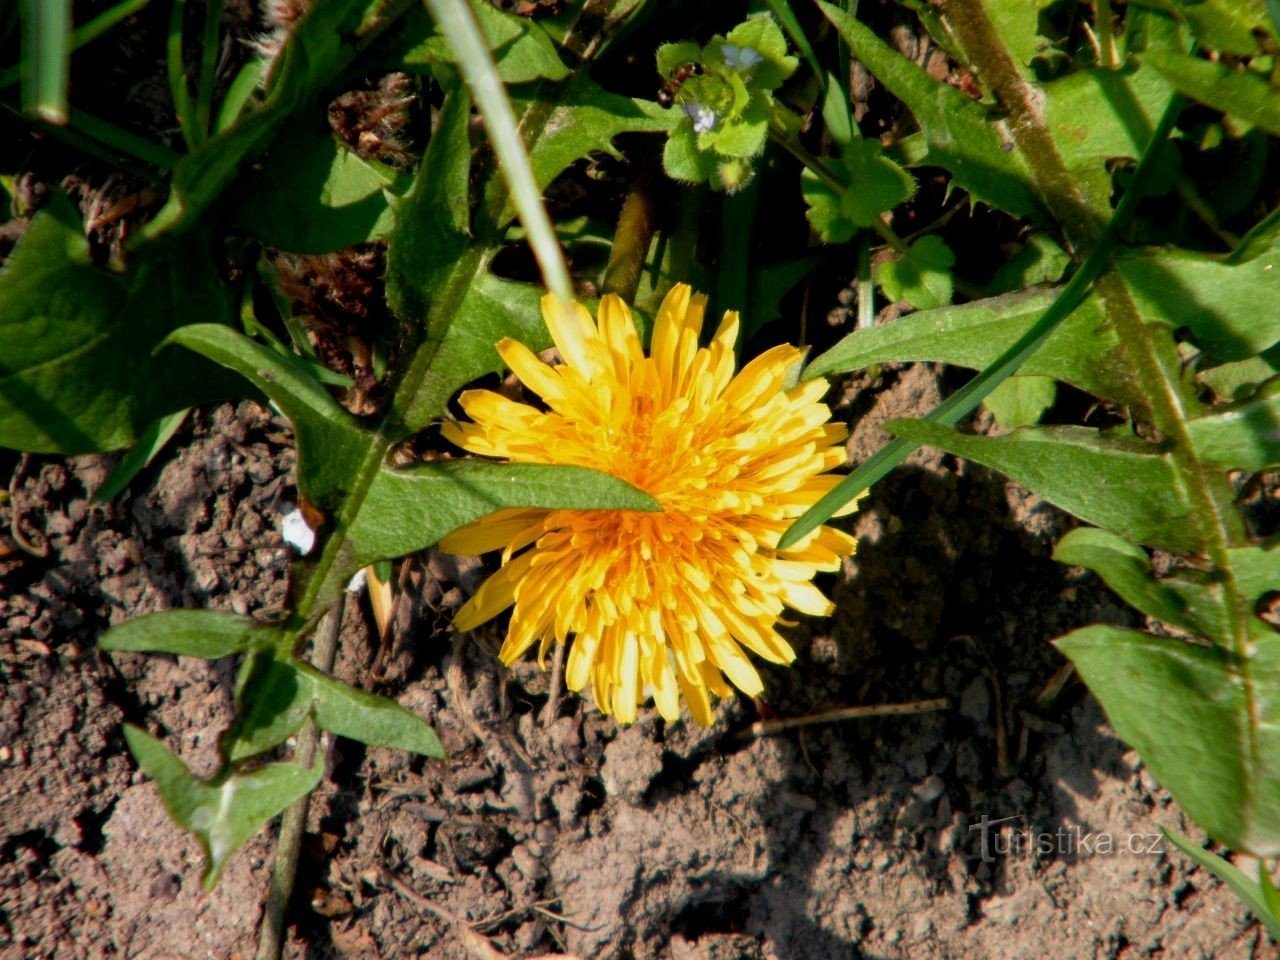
281;508;316;555
721;43;763;70
682;101;717;134
346;568;368;594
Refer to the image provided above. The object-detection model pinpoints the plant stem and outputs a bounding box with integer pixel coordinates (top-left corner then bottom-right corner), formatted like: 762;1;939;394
1094;0;1119;69
255;602;344;960
601;168;656;304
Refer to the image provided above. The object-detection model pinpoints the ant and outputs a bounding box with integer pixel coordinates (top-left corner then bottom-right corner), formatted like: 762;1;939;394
658;61;703;108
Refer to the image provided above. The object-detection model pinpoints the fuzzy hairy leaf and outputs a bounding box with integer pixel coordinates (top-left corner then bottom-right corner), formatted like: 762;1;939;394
124;725;321;888
984;375;1056;430
886;420;1201;553
878;235;955;309
393;0;570;83
1185;381;1280;470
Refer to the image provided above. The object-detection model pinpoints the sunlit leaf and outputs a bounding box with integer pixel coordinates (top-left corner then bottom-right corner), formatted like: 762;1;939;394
100;609;282;659
124;724;321;888
1144;48;1280;136
984;375;1056;430
886;420;1201;553
1058;623;1280;855
878;235;955;309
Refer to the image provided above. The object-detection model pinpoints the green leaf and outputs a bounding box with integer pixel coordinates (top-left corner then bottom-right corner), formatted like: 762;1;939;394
803;140;915;235
817;0;1043;220
393;1;569;83
226;649;442;761
984;375;1057;430
1058;624;1280;855
227;121;407;253
385;84;473;325
982;0;1047;74
1116;241;1280;363
348;459;660;567
1138;0;1276;54
1144;48;1280;136
0;195;239;453
663;120;716;184
1186;380;1280;470
878;235;955;309
1163;829;1280;942
804;288;1115;394
516;75;670;203
984;233;1070;294
656;41;702;79
722;14;798;90
1200;354;1280;401
1228;545;1280;603
1053;527;1228;638
1042;65;1176;212
398;274;554;433
163;324;365;515
123;724;321;888
100;609;282;658
887;420;1202;553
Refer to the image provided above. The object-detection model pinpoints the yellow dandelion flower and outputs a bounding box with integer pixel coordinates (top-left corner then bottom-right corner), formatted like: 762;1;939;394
440;284;858;726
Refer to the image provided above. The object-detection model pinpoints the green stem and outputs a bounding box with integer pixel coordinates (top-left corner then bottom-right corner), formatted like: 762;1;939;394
1094;0;1119;69
424;0;572;301
194;0;223;141
601;168;656;304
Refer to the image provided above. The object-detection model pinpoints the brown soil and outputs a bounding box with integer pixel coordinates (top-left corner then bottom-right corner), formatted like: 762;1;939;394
0;367;1267;960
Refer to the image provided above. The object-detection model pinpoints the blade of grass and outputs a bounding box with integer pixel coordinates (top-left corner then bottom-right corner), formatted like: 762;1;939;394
214;56;266;133
0;0;150;89
778;92;1185;549
93;410;190;503
194;0;223;141
167;0;199;149
1163;829;1280;942
20;0;71;123
422;0;572;301
765;0;854;143
68;108;182;168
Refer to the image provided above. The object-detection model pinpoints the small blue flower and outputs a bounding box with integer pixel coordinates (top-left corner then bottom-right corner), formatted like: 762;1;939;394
721;43;764;70
682;101;717;134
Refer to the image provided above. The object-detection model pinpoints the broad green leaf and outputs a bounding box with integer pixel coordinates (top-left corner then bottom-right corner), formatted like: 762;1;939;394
886;420;1202;553
1138;0;1275;54
817;0;1043;221
1228;545;1280;602
1186;381;1280;470
656;41;701;79
393;1;569;83
0;195;239;453
984;375;1056;430
348;459;660;566
1116;242;1280;363
101;609;282;659
699;96;768;159
983;0;1046;74
227;121;408;253
1042;65;1175;211
1200;355;1280;401
1058;624;1280;855
1163;829;1280;942
163;324;365;514
1144;48;1280;136
124;724;321;888
878;235;955;309
804;287;1126;400
1053;527;1228;638
225;649;442;761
